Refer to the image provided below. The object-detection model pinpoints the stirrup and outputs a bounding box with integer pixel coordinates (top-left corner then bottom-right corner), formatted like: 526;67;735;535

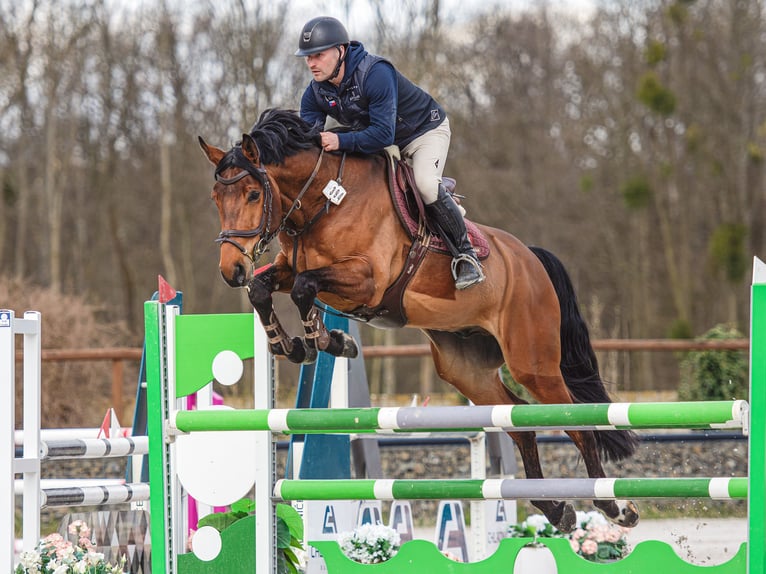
450;254;485;290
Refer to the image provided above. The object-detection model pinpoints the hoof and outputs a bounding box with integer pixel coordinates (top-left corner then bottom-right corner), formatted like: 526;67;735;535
324;329;359;359
552;503;577;533
278;337;309;364
301;340;318;364
336;330;359;358
613;500;640;528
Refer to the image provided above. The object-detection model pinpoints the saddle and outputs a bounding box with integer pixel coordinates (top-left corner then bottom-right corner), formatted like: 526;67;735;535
348;150;490;329
389;159;490;260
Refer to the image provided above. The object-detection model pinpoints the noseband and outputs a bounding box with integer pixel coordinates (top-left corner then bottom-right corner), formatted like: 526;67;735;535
213;146;325;262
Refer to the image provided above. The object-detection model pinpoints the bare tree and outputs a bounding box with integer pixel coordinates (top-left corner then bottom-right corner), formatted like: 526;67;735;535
1;2;38;280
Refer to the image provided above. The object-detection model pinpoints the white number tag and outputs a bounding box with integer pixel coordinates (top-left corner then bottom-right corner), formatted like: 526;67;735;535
322;180;347;205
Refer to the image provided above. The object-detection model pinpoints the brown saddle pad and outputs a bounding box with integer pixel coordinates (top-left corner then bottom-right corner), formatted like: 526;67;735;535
387;158;490;260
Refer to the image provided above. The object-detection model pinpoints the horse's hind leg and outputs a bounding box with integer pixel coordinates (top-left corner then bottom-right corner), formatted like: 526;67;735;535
425;330;577;532
528;245;639;527
509;429;577;532
515;371;639;528
564;427;639;526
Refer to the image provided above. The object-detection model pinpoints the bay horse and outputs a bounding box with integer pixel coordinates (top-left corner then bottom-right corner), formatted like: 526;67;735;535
198;108;640;532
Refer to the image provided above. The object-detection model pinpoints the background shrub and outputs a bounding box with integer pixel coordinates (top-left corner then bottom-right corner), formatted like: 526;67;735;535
678;324;748;401
2;278;136;428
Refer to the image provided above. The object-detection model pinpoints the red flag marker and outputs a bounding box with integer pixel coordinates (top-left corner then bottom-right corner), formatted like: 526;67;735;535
158;275;177;303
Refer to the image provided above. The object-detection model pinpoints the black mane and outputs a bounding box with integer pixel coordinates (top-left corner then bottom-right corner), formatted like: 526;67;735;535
246;108;321;165
214;109;320;176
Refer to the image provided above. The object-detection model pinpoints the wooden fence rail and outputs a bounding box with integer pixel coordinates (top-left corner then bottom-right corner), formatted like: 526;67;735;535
14;339;749;423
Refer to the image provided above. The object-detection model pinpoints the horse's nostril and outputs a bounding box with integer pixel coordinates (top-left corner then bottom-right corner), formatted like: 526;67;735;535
235;263;247;286
220;264;247;288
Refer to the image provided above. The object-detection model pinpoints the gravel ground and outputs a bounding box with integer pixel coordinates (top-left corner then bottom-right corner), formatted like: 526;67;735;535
625;517;746;566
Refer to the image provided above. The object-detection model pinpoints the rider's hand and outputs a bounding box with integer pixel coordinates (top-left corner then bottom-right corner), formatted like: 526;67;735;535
320;131;340;152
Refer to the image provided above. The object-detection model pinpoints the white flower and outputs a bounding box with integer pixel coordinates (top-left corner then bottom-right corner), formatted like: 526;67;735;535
18;551;41;569
522;513;550;533
338;524;401;564
576;510;608;527
86;550;106;564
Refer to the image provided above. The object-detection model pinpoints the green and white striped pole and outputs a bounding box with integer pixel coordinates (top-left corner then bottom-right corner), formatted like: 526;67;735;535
169;400;747;434
274;477;747;502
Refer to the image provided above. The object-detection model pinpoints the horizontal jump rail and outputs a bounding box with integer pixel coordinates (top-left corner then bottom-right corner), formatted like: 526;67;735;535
170;400;748;434
40;436;149;460
273;477;747;502
40;483;150;508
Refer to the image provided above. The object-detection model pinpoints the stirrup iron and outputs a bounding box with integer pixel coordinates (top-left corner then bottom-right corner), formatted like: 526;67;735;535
451;254;485;290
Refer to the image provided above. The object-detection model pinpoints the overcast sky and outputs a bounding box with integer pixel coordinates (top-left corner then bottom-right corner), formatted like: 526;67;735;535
288;0;597;37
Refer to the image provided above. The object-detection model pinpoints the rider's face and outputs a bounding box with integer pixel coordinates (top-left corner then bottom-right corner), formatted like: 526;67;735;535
305;47;344;84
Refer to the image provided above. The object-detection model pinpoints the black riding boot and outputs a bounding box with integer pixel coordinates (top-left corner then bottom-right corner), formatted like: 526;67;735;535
425;186;485;290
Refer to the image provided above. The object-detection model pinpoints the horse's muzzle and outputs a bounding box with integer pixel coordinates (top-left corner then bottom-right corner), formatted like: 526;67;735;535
220;262;248;288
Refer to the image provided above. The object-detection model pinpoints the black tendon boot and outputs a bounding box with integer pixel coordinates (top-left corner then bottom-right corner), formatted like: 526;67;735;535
425;185;485;290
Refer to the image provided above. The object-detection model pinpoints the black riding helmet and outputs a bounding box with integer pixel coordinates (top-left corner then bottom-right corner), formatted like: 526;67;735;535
295;16;349;56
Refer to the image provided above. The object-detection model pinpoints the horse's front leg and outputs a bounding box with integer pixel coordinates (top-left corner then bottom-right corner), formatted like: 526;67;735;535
291;266;366;363
246;263;309;364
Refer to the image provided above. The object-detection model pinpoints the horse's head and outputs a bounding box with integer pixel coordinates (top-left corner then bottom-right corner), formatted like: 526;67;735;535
200;109;323;288
199;132;275;288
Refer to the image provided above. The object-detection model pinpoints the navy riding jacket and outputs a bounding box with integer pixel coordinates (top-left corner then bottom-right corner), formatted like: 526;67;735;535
299;42;446;154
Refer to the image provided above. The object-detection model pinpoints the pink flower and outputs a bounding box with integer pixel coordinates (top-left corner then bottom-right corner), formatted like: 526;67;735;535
580;539;598;555
442;551;463;562
588;525;609;542
42;533;64;546
572;528;587;540
605;528;623;543
68;519;91;539
569;538;581;553
79;535;94;549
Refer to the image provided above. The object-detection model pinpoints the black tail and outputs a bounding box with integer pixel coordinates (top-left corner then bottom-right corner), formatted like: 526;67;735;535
529;246;639;462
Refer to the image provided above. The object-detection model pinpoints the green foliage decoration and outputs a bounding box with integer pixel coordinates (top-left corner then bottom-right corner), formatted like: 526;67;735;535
637;71;676;116
678;324;748;401
197;499;305;574
708;223;748;283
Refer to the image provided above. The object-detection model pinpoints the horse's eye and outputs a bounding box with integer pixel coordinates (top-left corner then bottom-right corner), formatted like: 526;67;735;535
247;190;261;203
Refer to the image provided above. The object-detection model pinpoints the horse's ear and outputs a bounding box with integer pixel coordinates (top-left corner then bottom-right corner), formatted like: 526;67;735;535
241;133;260;165
198;136;225;166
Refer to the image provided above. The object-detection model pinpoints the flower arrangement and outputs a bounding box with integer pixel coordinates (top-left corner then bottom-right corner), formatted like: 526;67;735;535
14;520;126;574
337;524;401;564
508;511;629;562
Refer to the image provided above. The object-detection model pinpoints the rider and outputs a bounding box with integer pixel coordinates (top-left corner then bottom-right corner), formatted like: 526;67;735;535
295;16;485;290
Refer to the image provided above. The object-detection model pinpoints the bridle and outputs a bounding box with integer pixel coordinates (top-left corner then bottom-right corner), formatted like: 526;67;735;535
213;146;326;263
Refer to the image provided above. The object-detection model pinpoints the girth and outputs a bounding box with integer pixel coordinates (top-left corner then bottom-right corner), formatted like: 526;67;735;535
347;157;430;329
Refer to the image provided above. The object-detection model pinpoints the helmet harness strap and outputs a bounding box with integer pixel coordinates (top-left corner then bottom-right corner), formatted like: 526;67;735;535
328;45;347;82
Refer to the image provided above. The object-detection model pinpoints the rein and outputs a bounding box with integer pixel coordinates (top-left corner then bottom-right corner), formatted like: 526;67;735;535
214;147;328;262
